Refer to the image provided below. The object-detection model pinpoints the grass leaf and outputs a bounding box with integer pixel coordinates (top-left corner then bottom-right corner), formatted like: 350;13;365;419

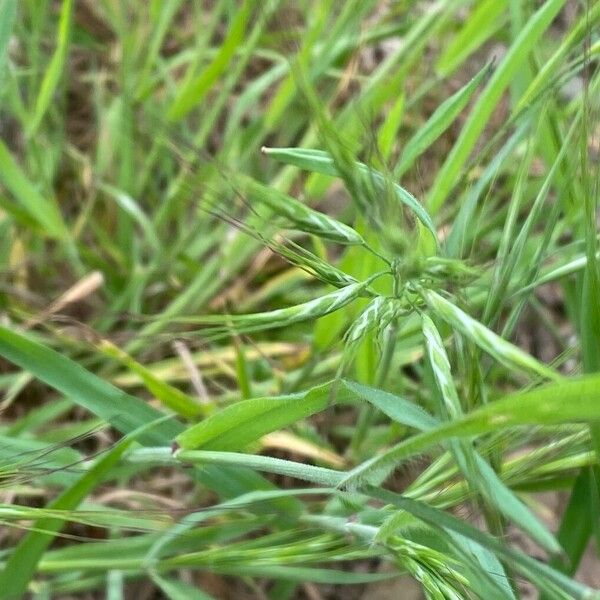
175;384;334;451
0;140;68;239
28;0;73;135
421;289;560;381
0;417;166;599
395;61;493;176
343;373;600;487
427;0;567;213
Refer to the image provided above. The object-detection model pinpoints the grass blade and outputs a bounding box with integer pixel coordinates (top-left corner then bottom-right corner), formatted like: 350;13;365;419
0;325;291;503
342;373;600;488
395;61;493;177
27;0;73;135
365;487;599;600
341;380;437;431
169;275;380;337
436;0;508;76
97;339;207;419
0;140;68;239
167;1;252;121
427;0;566;213
421;289;559;381
0;325;180;444
516;3;600;113
236;174;365;245
0;0;17;83
174;450;344;487
151;574;215;600
0;418;165;600
175;384;334;451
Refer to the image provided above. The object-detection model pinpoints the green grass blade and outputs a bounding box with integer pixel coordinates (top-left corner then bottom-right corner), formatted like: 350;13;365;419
175;383;334;451
134;1;186;100
365;487;599;600
377;93;404;160
0;325;180;445
516;3;600;113
0;418;165;599
0;0;17;83
447;533;518;600
97;339;207;419
342;373;600;488
341;380;437;430
170;275;379;337
551;468;600;580
174;450;344;487
0;140;68;239
151;573;215;600
445;122;527;258
100;183;162;253
422;289;559;381
424;314;560;554
516;251;598;295
395;61;493;177
167;0;252;121
208;565;394;585
27;0;73;135
436;0;508;76
236;173;365;244
427;0;566;213
142;488;329;569
0;325;292;502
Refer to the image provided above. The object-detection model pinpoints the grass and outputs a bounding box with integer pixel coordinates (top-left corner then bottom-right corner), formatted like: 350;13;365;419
0;1;599;598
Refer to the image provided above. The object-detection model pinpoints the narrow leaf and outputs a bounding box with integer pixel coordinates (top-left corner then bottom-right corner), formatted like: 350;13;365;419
0;140;67;239
175;384;333;451
0;0;17;83
427;0;566;213
422;289;559;381
0;419;164;599
342;373;600;488
28;0;74;135
396;61;493;176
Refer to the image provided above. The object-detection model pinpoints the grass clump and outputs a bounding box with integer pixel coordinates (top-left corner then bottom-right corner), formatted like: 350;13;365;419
0;1;599;598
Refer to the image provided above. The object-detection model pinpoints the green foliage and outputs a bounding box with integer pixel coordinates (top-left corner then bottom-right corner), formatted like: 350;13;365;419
0;1;598;598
